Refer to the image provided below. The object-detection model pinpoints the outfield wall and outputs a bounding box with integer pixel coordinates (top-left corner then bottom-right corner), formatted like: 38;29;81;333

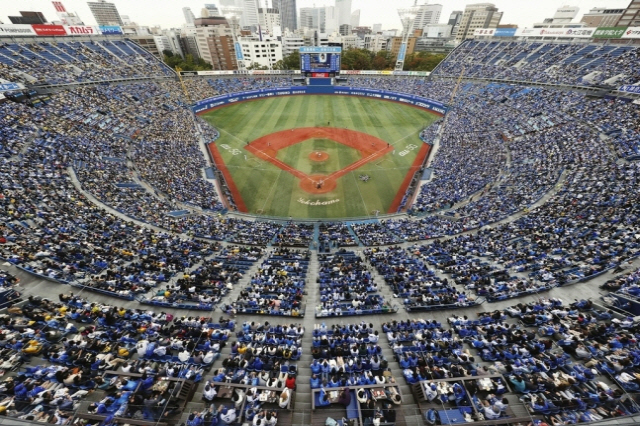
191;86;448;116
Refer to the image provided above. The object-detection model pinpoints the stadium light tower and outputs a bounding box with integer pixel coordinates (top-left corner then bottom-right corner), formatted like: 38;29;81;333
394;2;419;71
222;6;246;72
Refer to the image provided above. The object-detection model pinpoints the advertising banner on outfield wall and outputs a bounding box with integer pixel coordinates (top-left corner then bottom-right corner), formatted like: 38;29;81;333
619;85;640;94
0;24;37;35
622;27;640;39
64;25;101;35
515;27;597;38
31;24;67;36
99;25;123;35
192;86;447;116
494;28;517;37
474;28;496;37
0;83;23;91
592;27;627;39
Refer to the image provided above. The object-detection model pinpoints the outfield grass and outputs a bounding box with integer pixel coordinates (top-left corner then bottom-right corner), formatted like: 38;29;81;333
203;95;439;219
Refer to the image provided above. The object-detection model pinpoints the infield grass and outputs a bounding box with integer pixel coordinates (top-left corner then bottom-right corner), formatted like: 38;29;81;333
202;95;439;219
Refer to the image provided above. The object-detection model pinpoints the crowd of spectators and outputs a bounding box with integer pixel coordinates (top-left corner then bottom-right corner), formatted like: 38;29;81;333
364;246;480;311
232;249;308;317
433;40;640;88
316;250;395;316
0;292;237;423
0;40;172;86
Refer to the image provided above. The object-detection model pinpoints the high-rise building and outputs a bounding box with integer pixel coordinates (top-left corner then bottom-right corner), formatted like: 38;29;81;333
551;5;580;23
339;24;351;36
580;7;625;27
412;2;443;33
183;7;196;24
52;1;84;25
350;10;360;28
240;0;260;29
87;0;124;26
455;3;503;42
194;16;238;70
448;11;463;27
372;23;382;33
325;6;338;33
258;8;281;37
335;0;352;26
448;10;463;36
239;38;283;68
299;7;326;32
272;0;297;31
281;32;304;56
205;3;221;16
617;0;640;27
181;24;202;59
533;5;584;28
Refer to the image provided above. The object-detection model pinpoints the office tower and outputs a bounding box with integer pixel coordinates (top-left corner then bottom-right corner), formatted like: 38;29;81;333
412;2;443;33
183;7;196;23
350;9;360;28
272;0;297;31
87;0;124;26
455;3;503;42
335;0;352;26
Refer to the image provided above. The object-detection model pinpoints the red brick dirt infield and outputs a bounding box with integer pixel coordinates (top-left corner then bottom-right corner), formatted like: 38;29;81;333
245;127;394;196
309;151;329;162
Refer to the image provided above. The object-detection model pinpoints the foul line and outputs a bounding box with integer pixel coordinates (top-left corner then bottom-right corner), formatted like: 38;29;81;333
351;171;369;215
260;169;283;214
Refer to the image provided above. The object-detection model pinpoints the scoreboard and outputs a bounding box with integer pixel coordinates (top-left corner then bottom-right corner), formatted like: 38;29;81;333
300;46;341;77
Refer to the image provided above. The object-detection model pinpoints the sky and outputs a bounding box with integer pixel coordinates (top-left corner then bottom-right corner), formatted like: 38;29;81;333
0;0;632;29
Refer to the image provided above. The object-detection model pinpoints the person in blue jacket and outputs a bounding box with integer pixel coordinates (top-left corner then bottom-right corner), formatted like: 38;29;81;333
317;387;331;407
310;374;322;389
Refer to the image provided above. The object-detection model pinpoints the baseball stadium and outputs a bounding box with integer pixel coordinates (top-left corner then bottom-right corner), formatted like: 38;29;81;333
0;5;639;426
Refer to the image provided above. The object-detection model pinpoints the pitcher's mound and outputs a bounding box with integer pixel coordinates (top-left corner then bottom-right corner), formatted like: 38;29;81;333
309;151;329;162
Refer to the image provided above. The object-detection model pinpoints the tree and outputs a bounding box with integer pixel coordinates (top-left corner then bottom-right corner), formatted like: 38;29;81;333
371;51;394;70
163;52;213;71
246;62;269;70
273;51;300;70
403;52;446;72
341;48;373;70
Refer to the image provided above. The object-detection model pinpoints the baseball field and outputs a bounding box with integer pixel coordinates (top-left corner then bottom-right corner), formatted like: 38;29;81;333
202;95;439;219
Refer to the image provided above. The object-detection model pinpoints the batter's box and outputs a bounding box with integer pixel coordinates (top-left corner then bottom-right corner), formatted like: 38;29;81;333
374;158;396;169
247;157;266;167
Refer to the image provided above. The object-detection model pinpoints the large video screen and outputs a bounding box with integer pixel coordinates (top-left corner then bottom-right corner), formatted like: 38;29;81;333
300;46;341;75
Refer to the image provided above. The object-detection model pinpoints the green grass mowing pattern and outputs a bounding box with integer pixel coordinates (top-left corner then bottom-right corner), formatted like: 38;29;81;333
203;95;439;219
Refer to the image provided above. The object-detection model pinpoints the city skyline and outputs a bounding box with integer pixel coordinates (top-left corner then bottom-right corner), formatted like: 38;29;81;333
0;0;633;30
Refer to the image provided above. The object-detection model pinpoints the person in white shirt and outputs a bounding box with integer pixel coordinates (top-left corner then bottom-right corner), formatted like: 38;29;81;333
203;383;217;402
203;351;215;364
218;406;236;425
178;348;190;362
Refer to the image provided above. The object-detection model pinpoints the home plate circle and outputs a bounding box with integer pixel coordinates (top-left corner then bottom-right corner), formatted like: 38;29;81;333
299;175;337;194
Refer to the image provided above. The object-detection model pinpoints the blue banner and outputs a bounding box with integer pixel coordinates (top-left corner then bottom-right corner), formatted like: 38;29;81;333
234;42;244;60
192;87;448;116
0;83;21;91
619;85;640;94
397;43;407;62
494;28;517;37
99;25;123;35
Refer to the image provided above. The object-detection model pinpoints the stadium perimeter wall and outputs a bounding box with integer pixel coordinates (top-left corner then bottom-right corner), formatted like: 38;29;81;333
191;86;448;116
